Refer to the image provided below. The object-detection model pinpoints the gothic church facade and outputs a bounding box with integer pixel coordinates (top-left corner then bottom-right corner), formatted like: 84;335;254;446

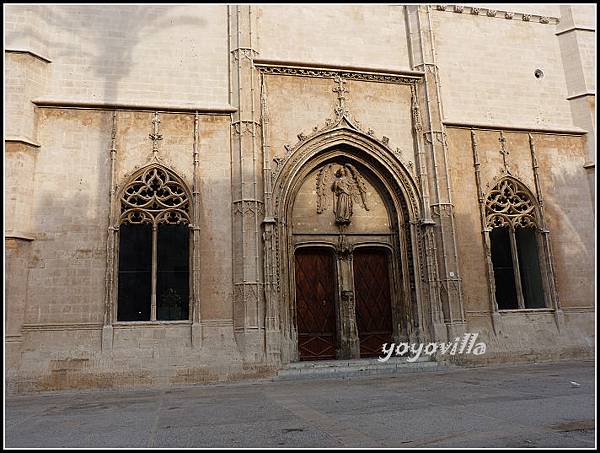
5;4;595;391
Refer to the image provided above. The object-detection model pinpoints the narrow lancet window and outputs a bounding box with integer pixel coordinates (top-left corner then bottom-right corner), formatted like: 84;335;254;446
117;166;191;321
486;178;546;310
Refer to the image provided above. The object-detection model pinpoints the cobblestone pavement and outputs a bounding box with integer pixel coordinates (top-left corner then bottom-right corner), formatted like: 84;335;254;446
5;360;596;448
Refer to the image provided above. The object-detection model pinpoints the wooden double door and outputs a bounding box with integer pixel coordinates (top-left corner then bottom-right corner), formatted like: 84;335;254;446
295;246;394;360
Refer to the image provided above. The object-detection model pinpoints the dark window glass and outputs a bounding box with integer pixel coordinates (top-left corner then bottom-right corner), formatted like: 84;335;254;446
516;228;545;308
490;227;518;309
156;224;190;320
117;223;152;321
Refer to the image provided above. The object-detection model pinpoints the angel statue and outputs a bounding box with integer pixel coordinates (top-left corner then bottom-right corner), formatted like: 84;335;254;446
316;163;369;225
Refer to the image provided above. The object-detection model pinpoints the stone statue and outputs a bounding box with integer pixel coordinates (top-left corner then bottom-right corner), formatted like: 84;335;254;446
333;167;354;224
316;162;369;225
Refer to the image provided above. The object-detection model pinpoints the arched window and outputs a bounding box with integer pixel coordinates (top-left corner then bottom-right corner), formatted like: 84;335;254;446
486;178;546;310
117;166;191;321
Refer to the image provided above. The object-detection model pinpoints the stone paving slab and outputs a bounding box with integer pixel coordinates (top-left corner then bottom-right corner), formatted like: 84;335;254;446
5;360;596;448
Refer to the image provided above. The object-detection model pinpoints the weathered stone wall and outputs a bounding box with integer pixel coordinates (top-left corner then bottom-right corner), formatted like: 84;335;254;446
5;4;229;107
4;4;595;391
256;5;411;70
6;108;248;390
431;7;573;128
446;126;594;360
265;74;416;170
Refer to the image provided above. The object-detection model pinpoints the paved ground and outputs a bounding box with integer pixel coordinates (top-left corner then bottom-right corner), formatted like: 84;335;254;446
5;360;596;448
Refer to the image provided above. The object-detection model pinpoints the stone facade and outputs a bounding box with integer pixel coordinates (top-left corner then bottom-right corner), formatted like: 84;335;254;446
4;4;595;392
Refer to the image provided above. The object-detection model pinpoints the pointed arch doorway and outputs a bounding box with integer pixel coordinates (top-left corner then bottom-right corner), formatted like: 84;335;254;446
288;152;415;361
265;127;425;365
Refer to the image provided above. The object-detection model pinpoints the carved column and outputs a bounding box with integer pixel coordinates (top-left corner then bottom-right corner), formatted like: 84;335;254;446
410;83;445;343
470;129;501;335
260;74;280;364
191;113;202;346
336;237;360;359
406;5;465;341
229;5;265;361
102;111;118;351
529;134;563;331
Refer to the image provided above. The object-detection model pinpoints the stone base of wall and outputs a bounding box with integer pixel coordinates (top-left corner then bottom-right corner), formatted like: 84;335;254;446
8;364;278;394
6;309;594;393
439;308;595;366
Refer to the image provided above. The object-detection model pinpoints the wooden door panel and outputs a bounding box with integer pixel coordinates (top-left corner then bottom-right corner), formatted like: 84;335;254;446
295;248;337;360
353;248;394;357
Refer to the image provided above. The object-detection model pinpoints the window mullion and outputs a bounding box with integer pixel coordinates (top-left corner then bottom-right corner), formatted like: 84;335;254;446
151;223;158;321
509;227;526;309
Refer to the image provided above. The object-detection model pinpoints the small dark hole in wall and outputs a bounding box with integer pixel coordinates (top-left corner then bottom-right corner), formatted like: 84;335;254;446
534;69;544;79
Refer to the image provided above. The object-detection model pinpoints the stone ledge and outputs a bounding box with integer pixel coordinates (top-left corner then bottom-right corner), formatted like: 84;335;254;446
5;48;52;63
443;120;588;135
5;136;41;148
566;91;596;101
5;231;36;241
254;58;424;80
556;26;596;36
21;323;103;332
32;97;237;114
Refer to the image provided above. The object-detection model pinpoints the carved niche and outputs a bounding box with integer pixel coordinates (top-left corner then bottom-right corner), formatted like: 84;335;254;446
292;161;391;235
316;163;369;226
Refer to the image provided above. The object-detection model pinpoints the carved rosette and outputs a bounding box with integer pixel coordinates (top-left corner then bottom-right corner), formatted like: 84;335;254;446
485;178;536;229
119;166;190;226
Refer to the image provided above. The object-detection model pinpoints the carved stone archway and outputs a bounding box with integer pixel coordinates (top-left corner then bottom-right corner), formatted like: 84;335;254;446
263;125;427;364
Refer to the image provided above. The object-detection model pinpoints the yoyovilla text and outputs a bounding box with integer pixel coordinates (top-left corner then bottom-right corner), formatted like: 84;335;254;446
378;333;487;363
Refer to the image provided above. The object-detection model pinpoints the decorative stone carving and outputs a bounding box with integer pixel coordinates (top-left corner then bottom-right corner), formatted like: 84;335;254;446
147;111;164;161
233;200;265;217
431;5;557;24
332;75;350;118
232;120;260;136
270;78;416;186
120;166;190;225
498;131;512;174
256;65;416;86
485;178;536;229
316;163;369;225
230;47;258;62
410;85;423;134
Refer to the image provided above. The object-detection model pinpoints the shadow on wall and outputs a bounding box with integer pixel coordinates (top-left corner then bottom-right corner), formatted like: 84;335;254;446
6;4;208;103
7;5;208;327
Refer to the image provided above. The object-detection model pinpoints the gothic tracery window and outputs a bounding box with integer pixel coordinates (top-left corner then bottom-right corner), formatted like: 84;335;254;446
117;166;191;321
486;178;546;310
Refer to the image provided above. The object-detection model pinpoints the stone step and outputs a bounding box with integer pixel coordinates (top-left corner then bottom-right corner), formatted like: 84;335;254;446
274;356;440;381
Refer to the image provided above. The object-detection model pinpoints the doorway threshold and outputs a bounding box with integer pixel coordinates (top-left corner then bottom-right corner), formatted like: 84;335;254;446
275;356;440;381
